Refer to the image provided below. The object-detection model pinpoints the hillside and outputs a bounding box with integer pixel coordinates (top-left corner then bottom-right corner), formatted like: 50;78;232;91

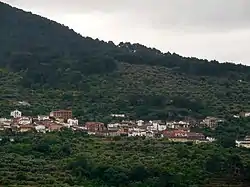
1;131;250;187
1;2;250;121
3;2;250;187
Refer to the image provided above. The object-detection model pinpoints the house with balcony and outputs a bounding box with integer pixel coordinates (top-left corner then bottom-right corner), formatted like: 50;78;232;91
236;136;250;148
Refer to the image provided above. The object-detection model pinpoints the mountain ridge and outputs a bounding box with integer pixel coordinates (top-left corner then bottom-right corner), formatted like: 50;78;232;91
1;1;248;68
1;1;250;121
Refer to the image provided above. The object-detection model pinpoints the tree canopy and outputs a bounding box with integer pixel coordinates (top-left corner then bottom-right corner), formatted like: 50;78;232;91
1;1;250;121
1;130;250;186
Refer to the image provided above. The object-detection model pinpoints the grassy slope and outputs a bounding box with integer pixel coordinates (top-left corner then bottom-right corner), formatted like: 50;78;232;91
1;63;250;120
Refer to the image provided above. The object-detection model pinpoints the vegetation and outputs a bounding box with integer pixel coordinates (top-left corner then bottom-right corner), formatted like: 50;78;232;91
2;3;250;186
1;2;250;121
195;117;250;148
0;129;250;187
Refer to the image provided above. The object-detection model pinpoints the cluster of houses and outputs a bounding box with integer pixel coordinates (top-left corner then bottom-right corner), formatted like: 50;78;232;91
2;109;250;147
0;109;81;134
85;118;218;143
3;109;250;146
0;110;223;143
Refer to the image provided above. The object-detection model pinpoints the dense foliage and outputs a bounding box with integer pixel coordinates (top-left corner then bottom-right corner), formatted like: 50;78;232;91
2;2;250;187
195;117;250;148
1;1;250;122
0;129;250;187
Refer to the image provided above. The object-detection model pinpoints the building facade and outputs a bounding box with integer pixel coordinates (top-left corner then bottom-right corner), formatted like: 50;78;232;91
50;110;72;120
10;110;22;118
67;118;79;126
85;122;106;133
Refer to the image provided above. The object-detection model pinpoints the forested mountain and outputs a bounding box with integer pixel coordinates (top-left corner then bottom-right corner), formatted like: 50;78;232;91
1;1;250;121
3;2;250;187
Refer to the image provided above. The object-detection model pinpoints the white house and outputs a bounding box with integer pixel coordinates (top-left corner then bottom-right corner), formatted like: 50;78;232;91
177;121;190;128
166;122;175;129
157;124;167;131
67;118;79;126
38;115;50;121
10;110;22;118
151;121;166;131
0;118;11;125
206;137;216;142
0;118;10;122
88;131;96;135
136;120;144;126
242;112;250;117
146;125;153;131
128;130;146;137
236;140;250;148
17;101;31;107
236;136;250;148
107;123;120;129
166;121;190;129
35;125;46;133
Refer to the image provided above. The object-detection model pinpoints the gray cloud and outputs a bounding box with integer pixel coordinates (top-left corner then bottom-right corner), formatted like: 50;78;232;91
2;0;250;64
4;0;250;32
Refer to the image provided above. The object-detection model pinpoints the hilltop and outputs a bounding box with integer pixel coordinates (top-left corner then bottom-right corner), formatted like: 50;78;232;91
1;2;250;121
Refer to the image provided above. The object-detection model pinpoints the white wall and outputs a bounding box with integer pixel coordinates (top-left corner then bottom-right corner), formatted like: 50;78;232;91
10;110;22;118
67;119;78;126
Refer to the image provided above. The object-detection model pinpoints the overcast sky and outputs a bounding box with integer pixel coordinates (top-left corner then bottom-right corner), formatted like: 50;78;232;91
3;0;250;65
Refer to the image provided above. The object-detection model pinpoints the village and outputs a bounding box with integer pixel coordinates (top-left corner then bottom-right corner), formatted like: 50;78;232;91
1;109;250;147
